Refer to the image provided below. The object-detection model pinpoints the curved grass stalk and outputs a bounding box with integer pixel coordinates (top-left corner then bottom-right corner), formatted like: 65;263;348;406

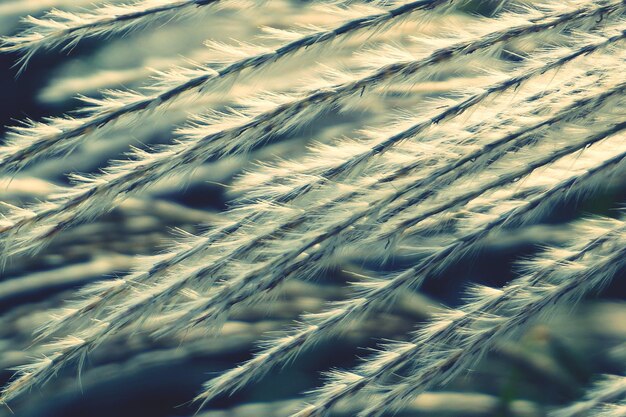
8;59;624;409
1;0;231;66
176;104;626;329
0;1;618;263
2;0;626;414
295;219;626;417
0;0;458;174
359;244;626;417
36;33;624;340
232;25;626;202
193;123;626;408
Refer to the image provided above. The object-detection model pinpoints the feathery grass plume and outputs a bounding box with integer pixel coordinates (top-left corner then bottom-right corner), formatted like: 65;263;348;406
551;375;626;417
34;0;378;104
174;77;626;330
2;0;626;414
6;36;625;407
0;0;126;37
0;0;457;63
232;24;626;203
351;222;626;417
0;0;459;176
182;86;621;388
0;0;243;68
175;122;626;318
0;0;619;263
191;75;623;394
29;41;626;401
192;120;626;409
292;217;626;417
34;23;625;342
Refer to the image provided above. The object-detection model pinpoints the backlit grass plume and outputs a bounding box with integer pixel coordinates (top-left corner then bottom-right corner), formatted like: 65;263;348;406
0;0;624;416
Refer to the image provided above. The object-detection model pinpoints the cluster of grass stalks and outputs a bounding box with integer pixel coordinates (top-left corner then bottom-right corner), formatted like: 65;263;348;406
0;0;624;416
